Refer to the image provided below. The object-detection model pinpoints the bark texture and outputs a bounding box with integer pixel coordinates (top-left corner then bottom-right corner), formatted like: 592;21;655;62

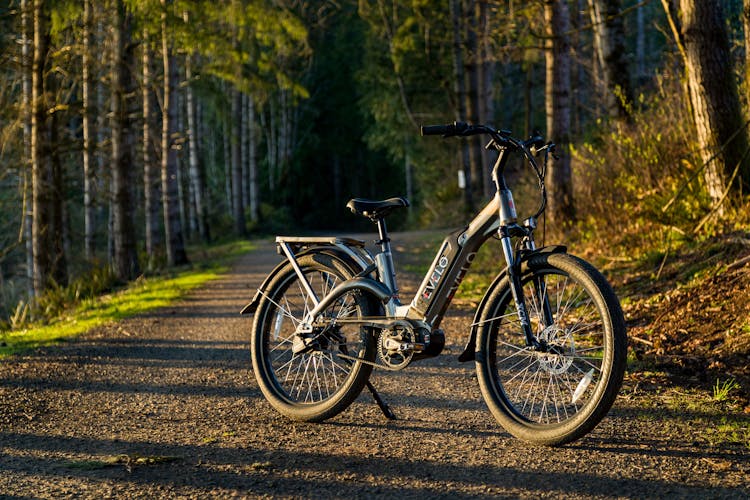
545;0;575;226
161;0;188;266
680;0;750;203
111;0;140;280
31;0;51;296
588;0;632;119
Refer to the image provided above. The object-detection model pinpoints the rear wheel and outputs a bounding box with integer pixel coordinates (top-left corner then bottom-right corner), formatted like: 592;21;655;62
476;253;627;445
250;252;376;422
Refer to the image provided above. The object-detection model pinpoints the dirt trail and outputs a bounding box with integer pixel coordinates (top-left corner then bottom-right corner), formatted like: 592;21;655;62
1;234;747;499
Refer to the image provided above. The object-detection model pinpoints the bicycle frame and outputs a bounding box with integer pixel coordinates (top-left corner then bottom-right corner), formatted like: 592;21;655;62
277;144;541;348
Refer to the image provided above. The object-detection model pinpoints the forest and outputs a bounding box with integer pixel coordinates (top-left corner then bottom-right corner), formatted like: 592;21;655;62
1;0;749;332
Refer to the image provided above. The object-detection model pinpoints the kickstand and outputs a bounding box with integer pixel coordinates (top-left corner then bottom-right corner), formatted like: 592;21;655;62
365;380;396;420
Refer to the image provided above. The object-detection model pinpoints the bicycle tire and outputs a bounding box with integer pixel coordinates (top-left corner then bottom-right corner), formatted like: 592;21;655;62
250;252;376;422
475;253;627;445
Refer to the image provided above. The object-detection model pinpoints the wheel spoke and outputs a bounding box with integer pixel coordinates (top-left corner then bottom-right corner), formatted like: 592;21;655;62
488;263;620;433
258;264;370;408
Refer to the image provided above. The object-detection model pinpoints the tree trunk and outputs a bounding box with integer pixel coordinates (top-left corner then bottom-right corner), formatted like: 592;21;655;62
176;88;190;241
161;0;188;266
545;0;575;226
588;0;632;119
82;0;95;261
142;29;161;268
223;112;232;213
96;13;108;263
465;0;483;199
111;0;140;280
31;0;51;297
636;0;647;86
21;0;34;298
247;94;259;221
744;0;750;93
49;111;67;286
679;0;750;204
240;92;249;211
231;87;245;235
450;0;474;212
479;0;494;197
184;50;210;243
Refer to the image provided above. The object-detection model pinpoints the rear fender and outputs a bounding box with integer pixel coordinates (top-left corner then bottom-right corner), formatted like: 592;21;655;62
457;245;567;362
240;246;374;315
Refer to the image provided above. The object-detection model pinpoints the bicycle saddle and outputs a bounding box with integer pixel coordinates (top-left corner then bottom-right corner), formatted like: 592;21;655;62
346;197;409;220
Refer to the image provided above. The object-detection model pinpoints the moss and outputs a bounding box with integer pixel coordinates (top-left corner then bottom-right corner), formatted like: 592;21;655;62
0;240;254;357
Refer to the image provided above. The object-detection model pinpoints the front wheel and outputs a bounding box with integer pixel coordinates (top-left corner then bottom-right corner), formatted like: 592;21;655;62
475;253;627;446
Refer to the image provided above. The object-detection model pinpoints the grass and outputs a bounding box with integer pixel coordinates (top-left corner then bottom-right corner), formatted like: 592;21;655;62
0;240;255;357
713;378;740;402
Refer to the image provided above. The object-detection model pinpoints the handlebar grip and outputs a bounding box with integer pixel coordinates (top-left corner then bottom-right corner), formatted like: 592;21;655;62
524;130;545;150
421;124;452;136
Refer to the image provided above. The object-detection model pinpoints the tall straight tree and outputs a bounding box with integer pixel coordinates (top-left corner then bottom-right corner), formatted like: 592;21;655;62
183;11;209;242
247;94;259;221
544;0;575;226
588;0;632;119
31;0;51;296
21;0;34;297
161;0;188;266
231;87;245;235
450;0;473;212
230;0;245;235
82;0;95;260
479;0;495;197
142;28;161;268
465;0;484;199
111;0;140;280
676;0;750;204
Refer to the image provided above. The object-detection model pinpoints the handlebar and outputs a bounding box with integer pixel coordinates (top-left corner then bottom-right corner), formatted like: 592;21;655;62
420;121;555;220
421;121;547;151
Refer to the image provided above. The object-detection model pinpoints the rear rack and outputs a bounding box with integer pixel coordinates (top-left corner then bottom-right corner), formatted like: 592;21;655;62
275;236;366;253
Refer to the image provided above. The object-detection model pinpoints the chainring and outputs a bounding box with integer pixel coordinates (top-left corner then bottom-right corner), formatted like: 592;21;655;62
377;326;414;370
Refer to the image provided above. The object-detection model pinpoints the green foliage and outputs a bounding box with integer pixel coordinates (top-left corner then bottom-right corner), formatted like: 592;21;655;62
570;68;716;257
713;378;740;402
0;240;254;356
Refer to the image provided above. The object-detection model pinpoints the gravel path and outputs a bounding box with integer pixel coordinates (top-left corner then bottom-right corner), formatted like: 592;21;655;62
1;234;747;499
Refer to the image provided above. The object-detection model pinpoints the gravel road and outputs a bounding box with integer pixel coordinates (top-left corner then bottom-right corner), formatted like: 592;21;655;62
1;233;747;499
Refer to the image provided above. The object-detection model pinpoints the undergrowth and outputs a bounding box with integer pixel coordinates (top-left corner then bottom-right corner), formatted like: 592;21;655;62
0;239;255;356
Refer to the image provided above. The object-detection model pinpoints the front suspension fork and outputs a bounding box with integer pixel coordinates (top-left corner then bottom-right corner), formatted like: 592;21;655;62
498;226;553;349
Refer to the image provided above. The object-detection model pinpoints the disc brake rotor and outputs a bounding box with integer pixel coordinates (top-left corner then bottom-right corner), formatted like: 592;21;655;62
537;324;574;374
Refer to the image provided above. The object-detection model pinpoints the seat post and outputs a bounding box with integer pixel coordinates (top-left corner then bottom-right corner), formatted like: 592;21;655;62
374;218;399;298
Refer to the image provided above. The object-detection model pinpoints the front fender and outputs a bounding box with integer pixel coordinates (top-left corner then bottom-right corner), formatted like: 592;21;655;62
457;245;567;362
